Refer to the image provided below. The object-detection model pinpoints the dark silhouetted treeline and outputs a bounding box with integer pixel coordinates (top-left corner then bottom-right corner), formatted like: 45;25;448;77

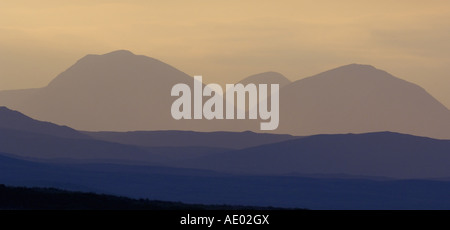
0;184;287;210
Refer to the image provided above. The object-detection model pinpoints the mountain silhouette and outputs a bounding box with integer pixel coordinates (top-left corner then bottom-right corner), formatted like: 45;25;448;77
2;152;450;209
0;52;449;138
0;50;252;131
3;105;450;179
1;104;450;209
85;130;296;149
0;106;87;139
275;64;450;139
237;71;291;87
229;71;290;112
180;131;450;179
0;127;168;162
0;106;294;162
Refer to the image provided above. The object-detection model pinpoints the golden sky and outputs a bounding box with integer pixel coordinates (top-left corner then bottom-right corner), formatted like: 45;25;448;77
1;0;450;107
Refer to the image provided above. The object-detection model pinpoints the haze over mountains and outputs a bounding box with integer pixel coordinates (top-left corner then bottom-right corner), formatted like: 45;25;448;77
84;130;295;149
3;151;450;210
180;132;450;179
277;64;450;139
2;104;450;209
0;50;252;132
0;106;86;139
0;50;449;139
0;107;292;162
1;50;450;210
1;106;450;180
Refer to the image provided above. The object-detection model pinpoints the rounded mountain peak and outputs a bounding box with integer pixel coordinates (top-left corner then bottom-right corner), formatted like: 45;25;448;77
296;63;397;85
239;71;291;88
103;50;135;56
46;50;191;89
339;63;376;70
79;50;137;62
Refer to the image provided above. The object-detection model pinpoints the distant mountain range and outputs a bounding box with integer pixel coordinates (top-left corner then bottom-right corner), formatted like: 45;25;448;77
0;107;294;162
1;152;450;210
0;106;86;139
1;105;450;209
277;64;450;139
180;131;450;179
84;130;296;149
1;106;450;179
0;50;251;132
0;50;449;139
1;50;450;209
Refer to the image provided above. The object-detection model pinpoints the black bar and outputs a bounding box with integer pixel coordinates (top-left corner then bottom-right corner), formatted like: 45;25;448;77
1;210;449;228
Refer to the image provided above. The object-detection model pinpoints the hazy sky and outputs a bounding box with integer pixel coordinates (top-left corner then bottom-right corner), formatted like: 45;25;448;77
1;0;450;107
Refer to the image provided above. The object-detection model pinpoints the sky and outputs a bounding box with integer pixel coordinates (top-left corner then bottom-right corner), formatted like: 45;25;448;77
1;0;450;107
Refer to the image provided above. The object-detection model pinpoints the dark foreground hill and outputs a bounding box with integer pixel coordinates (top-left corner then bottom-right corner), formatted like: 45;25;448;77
0;184;287;210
